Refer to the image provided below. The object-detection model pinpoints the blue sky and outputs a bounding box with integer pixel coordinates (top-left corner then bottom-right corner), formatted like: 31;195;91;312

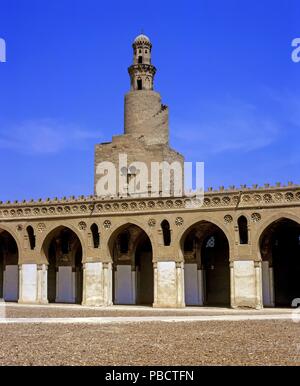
0;0;299;200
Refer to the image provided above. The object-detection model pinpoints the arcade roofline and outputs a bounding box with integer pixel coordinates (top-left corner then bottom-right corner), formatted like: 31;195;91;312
0;181;298;207
0;183;299;221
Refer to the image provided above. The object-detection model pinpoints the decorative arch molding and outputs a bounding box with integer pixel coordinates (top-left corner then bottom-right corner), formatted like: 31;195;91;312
104;218;156;260
0;223;22;260
253;211;300;259
107;219;154;306
175;215;234;260
179;216;231;307
40;223;86;263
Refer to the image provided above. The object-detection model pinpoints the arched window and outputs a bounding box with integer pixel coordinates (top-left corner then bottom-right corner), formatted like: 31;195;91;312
138;56;143;64
26;226;36;250
91;224;100;249
238;216;248;244
161;220;171;246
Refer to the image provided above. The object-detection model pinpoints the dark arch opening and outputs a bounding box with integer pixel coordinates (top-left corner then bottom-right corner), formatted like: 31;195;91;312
75;246;83;304
260;218;300;307
137;79;142;90
184;232;195;252
43;227;83;304
110;224;153;306
27;226;36;250
91;223;100;249
118;230;130;254
182;221;230;307
0;229;19;301
135;235;153;305
238;216;248;244
138;56;143;64
161;220;171;246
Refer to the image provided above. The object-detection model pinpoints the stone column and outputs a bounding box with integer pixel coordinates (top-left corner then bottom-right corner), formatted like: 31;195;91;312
254;261;263;309
230;262;237;308
82;262;102;306
18;264;38;304
131;267;136;305
197;269;204;306
176;262;185;307
153;261;185;308
153;262;158;305
262;261;275;307
37;264;48;304
269;266;275;306
82;262;113;307
103;262;113;306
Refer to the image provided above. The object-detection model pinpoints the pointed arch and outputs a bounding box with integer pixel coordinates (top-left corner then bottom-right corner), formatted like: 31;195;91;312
180;220;230;307
108;222;154;306
41;225;83;304
0;227;19;301
259;217;300;307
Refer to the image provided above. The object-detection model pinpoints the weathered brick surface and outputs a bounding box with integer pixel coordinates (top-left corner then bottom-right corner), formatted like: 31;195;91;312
124;90;169;145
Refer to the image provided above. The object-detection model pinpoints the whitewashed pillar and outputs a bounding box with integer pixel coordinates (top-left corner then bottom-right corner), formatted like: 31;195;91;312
230;262;237;308
269;266;275;306
103;262;113;306
153;261;185;308
153;262;158;305
82;263;87;304
131;267;136;304
254;261;263;309
176;262;185;307
83;262;101;306
18;264;38;304
262;261;275;307
37;264;48;304
231;260;263;309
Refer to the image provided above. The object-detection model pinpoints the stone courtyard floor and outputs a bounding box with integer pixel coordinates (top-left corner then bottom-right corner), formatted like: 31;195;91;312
0;303;300;365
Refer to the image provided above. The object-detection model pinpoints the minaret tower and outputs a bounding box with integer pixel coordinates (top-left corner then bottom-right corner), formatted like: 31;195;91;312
124;34;169;145
94;34;184;195
128;34;156;91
